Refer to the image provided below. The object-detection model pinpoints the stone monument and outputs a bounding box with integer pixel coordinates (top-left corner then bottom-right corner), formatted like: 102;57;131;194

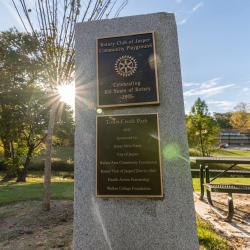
74;12;198;249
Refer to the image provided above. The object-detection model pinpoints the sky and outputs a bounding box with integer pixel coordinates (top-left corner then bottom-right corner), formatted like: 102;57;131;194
0;0;249;113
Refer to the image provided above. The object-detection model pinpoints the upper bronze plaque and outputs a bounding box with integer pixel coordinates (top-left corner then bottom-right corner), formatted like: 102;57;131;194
97;32;159;107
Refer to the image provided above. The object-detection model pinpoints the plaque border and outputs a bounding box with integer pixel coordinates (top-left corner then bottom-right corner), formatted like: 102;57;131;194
96;32;160;108
96;113;163;198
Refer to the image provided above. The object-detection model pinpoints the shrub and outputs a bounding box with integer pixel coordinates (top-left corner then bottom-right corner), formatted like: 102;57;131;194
28;160;74;172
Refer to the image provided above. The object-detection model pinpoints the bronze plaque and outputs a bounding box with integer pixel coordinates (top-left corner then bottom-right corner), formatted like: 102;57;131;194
96;114;163;198
97;32;159;107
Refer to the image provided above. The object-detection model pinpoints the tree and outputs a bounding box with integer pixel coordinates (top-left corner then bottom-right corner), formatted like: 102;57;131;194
0;29;40;160
186;98;219;156
0;30;49;182
230;102;250;132
3;86;49;182
16;85;49;182
11;0;128;210
191;97;209;116
213;112;232;129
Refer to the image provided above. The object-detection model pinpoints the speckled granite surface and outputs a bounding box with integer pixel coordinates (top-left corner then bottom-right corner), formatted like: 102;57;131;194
74;12;198;250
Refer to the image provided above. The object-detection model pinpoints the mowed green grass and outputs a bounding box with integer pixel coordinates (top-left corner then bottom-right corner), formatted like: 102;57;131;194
213;148;250;158
2;175;247;204
193;177;250;191
0;174;73;206
190;148;250;170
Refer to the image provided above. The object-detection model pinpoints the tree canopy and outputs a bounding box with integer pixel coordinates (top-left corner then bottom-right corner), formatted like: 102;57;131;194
0;29;49;181
230;102;250;132
213;112;232;129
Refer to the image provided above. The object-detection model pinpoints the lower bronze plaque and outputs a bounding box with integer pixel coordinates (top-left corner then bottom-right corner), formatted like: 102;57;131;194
96;113;163;198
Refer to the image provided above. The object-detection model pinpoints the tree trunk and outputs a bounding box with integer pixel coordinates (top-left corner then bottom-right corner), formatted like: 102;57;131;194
2;138;11;160
198;130;205;156
2;140;16;182
16;146;34;182
43;107;56;211
10;141;15;159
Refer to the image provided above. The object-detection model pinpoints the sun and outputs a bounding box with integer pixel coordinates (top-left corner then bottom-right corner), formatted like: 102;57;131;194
57;83;75;109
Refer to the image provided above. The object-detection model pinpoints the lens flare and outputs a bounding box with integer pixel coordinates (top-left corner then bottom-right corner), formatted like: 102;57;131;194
163;144;181;161
57;83;75;109
163;144;189;163
96;108;103;114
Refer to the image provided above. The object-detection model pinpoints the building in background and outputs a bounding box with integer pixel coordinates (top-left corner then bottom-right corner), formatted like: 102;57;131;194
220;129;250;146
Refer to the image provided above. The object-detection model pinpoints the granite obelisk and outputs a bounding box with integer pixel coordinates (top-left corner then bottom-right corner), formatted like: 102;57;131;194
74;12;198;249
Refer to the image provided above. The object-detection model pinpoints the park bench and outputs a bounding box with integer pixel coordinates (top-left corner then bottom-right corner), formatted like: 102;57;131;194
191;157;250;222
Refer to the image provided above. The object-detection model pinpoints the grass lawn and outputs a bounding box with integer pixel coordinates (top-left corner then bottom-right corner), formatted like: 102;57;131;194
213;148;250;158
213;149;250;170
193;177;250;191
197;217;228;250
0;175;73;206
190;148;250;170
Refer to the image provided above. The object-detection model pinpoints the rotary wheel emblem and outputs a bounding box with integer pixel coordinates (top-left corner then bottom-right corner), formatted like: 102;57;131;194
115;55;137;77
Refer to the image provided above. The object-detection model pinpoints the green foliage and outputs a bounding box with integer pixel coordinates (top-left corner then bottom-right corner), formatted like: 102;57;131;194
191;98;209;116
230;102;250;132
33;145;74;161
28;160;74;172
29;146;74;172
0;29;49;181
213;112;232;129
186;98;220;156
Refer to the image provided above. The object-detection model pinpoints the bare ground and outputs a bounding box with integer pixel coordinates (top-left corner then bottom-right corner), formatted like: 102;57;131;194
0;200;73;250
194;193;250;249
1;197;249;249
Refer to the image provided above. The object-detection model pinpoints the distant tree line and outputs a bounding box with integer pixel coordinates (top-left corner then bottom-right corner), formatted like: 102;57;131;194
214;102;250;132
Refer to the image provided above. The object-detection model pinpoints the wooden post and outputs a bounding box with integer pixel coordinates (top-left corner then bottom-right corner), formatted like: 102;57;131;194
226;193;234;222
199;164;204;200
205;166;213;206
43;106;56;211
